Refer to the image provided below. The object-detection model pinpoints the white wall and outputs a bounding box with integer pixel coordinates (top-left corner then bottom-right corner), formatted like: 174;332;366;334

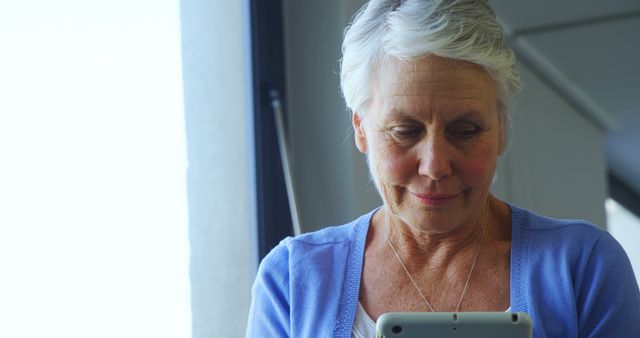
497;64;607;227
284;0;379;233
181;0;255;336
283;0;608;232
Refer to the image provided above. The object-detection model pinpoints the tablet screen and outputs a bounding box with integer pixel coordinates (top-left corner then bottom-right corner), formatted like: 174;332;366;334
376;312;532;338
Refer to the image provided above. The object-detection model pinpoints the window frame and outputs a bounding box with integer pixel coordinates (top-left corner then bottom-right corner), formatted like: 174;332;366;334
250;0;294;261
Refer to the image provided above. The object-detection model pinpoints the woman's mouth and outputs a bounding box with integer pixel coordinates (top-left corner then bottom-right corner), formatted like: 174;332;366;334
410;192;460;206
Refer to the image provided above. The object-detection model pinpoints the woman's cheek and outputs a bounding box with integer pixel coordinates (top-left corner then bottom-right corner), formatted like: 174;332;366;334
460;156;497;188
374;143;415;185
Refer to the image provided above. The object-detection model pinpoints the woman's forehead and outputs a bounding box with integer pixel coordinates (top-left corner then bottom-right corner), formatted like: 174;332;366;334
371;56;498;119
375;56;495;96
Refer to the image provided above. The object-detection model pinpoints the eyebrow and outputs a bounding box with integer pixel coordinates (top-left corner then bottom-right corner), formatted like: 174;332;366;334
383;109;485;123
450;111;483;120
379;110;423;126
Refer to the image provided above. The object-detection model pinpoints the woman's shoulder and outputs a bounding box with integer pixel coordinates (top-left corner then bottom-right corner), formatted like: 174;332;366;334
510;203;606;238
509;203;623;258
282;209;375;248
508;204;640;336
259;209;376;268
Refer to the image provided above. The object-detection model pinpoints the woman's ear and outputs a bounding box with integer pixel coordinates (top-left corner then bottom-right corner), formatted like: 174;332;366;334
496;111;507;155
498;121;506;156
352;112;368;153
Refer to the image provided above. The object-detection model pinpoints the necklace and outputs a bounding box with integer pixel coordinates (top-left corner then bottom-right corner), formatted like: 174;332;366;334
384;219;483;312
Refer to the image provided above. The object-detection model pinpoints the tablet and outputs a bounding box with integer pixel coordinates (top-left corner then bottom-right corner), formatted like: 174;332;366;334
376;312;532;338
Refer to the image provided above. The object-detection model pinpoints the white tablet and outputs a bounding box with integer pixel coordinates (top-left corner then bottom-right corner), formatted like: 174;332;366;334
376;312;532;338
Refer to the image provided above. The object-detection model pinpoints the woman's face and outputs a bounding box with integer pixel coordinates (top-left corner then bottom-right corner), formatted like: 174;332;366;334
354;55;504;233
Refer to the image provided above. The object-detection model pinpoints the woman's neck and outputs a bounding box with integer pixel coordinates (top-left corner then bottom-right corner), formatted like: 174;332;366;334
379;197;507;269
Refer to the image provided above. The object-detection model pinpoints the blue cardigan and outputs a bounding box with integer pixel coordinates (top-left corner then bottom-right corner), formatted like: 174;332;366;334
246;205;640;337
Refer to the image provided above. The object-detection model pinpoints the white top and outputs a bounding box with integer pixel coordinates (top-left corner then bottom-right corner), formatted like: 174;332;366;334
351;302;376;338
351;302;512;338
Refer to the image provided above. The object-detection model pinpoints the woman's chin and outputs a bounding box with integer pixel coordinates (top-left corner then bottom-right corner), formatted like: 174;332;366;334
393;209;463;233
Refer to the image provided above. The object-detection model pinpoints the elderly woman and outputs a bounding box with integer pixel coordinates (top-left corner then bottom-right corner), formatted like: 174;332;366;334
246;0;640;337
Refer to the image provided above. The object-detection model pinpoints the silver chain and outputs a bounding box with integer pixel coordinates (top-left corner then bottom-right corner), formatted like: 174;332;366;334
384;218;483;312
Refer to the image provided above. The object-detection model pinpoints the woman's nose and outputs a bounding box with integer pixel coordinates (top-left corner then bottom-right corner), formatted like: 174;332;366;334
417;135;453;180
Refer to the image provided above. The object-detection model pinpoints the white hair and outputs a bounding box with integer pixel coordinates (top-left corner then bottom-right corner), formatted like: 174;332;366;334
340;0;521;122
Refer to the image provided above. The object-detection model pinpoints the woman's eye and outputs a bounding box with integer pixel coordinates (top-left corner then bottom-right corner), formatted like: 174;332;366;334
447;122;480;139
390;126;422;139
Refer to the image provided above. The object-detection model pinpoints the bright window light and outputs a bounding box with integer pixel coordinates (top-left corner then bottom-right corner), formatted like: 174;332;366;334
606;198;640;286
0;1;191;337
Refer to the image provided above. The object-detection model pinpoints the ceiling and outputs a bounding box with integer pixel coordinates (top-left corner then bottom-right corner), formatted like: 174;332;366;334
489;0;640;196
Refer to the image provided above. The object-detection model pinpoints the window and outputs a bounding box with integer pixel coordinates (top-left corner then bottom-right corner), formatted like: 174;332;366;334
0;1;190;337
606;198;640;286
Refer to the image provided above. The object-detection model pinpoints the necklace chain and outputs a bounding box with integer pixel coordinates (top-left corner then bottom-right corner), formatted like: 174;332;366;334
384;219;482;312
